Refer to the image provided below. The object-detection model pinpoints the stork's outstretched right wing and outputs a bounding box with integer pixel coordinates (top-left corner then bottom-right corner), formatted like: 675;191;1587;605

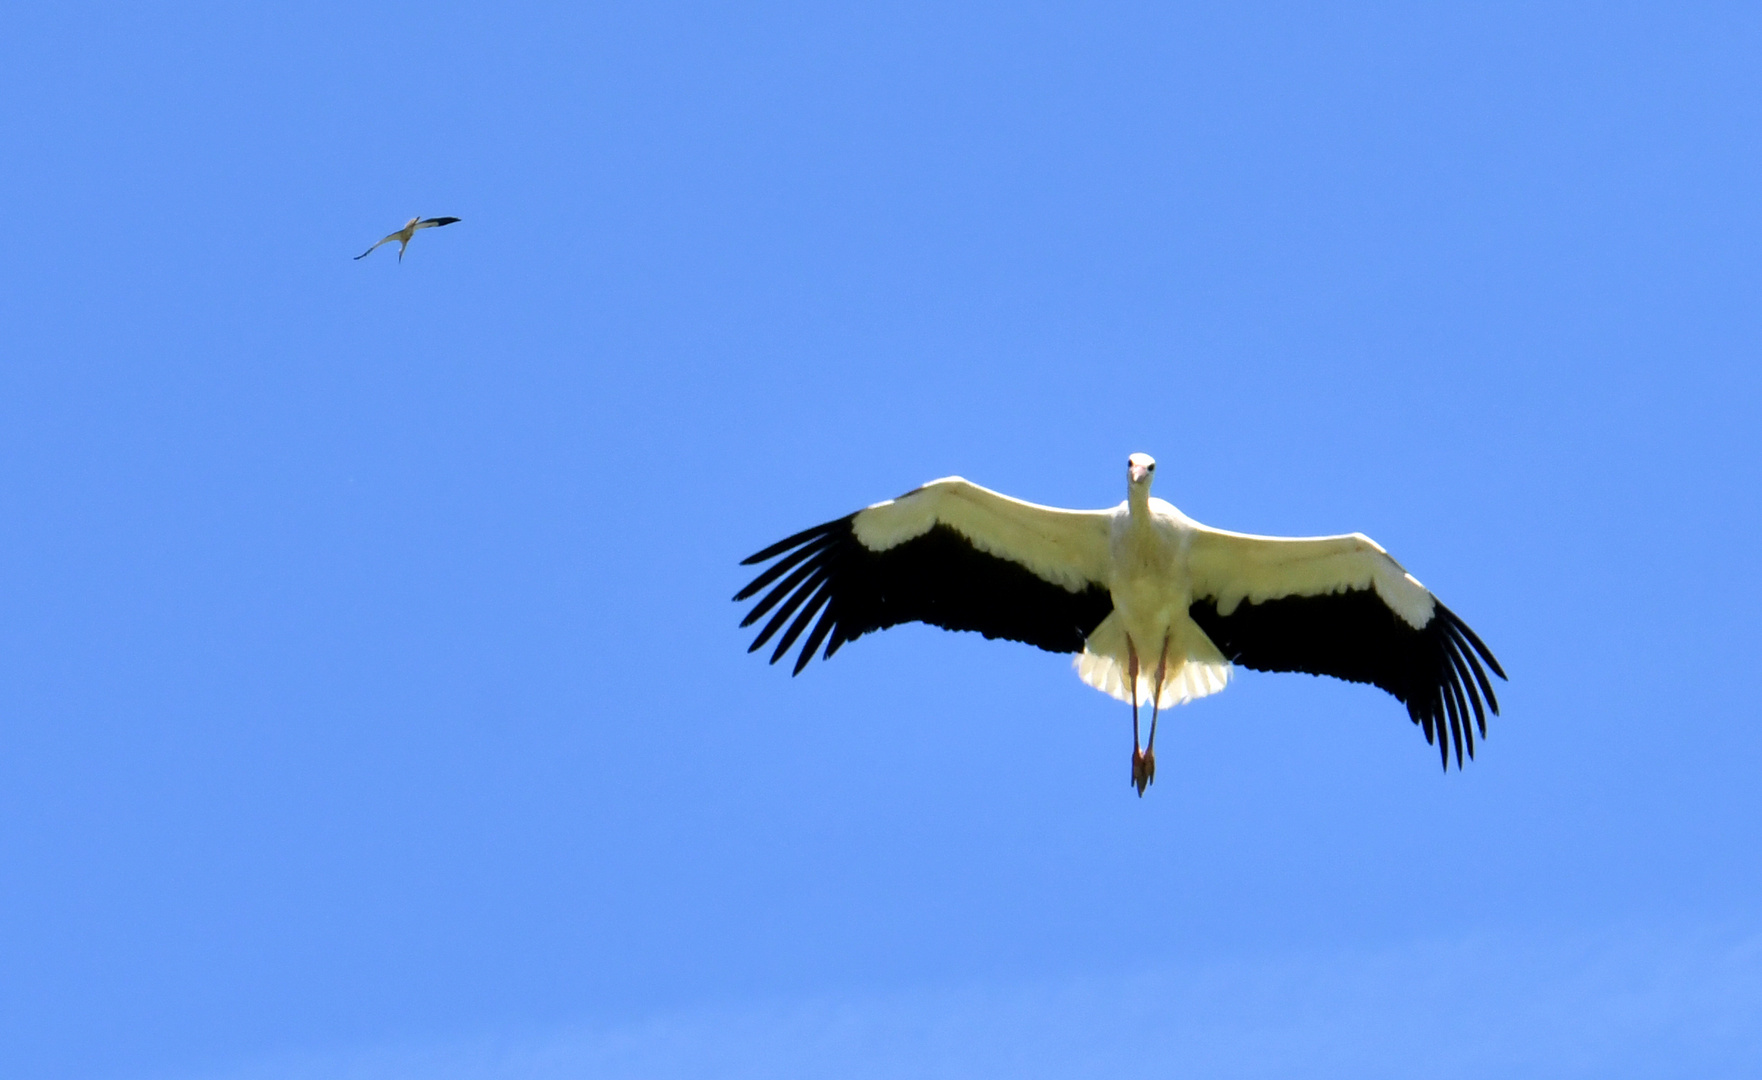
736;479;1116;674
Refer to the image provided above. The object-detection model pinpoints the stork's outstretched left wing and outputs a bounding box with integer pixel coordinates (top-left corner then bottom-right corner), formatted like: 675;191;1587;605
736;478;1115;675
1185;525;1505;769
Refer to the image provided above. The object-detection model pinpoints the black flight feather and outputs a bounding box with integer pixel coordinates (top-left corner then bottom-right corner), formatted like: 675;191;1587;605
737;514;1113;675
1187;591;1505;770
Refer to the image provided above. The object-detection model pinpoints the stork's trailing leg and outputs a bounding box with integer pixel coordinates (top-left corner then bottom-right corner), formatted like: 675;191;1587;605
1127;639;1148;793
1136;633;1172;795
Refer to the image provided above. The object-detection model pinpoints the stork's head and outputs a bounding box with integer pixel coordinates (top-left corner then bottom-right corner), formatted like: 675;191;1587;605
1127;452;1156;489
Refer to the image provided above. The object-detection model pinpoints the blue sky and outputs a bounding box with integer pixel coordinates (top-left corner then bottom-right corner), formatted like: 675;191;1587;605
2;2;1759;1077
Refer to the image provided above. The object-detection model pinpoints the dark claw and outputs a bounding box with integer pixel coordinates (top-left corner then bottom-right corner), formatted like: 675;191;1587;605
1131;748;1155;797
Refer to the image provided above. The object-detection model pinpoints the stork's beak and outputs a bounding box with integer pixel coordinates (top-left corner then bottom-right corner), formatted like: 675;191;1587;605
1129;463;1150;484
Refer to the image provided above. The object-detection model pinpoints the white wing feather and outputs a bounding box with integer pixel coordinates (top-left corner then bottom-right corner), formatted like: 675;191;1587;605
1186;524;1436;629
851;478;1113;593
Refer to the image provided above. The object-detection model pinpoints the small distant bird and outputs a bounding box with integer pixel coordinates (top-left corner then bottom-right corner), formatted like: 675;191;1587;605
354;216;461;262
736;454;1505;794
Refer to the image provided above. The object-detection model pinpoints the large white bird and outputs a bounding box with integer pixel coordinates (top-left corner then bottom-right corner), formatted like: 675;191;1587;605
736;453;1505;794
354;216;461;262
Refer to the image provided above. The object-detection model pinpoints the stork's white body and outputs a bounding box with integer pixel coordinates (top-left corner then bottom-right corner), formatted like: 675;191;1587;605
1085;494;1229;709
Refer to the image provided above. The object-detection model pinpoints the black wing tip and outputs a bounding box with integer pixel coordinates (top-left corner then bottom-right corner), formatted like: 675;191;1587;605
423;216;461;226
733;540;832;602
1412;693;1470;771
768;586;831;666
1438;604;1508;681
791;608;838;675
1442;637;1489;739
739;516;852;566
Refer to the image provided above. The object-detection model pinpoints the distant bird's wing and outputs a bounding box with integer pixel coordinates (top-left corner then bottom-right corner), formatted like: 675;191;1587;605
416;216;461;229
736;478;1115;674
1184;524;1505;768
354;233;401;260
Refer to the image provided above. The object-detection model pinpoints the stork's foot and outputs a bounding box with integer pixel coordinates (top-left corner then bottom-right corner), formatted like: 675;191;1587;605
1131;747;1156;796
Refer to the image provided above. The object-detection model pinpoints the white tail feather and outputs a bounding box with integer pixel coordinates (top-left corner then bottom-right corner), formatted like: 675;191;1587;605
1074;613;1232;709
1074;649;1231;708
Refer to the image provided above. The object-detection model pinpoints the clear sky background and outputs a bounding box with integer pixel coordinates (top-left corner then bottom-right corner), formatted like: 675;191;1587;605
2;2;1759;1078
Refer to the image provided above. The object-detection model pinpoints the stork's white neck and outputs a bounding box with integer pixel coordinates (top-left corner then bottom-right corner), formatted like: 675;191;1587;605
1127;483;1152;519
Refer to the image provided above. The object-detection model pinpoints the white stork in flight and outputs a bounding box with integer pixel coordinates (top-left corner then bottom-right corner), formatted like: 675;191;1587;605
354;216;461;262
736;454;1505;794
